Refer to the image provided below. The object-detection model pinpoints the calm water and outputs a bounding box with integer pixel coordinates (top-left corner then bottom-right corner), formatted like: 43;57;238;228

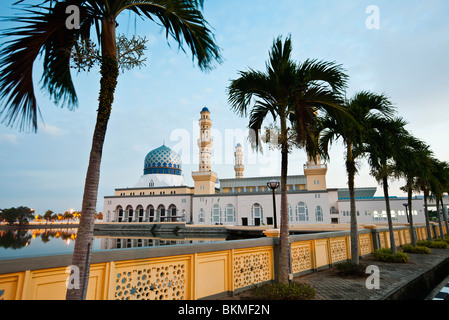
0;228;228;260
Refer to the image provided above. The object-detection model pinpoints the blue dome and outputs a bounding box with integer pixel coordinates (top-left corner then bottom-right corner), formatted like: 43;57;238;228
201;107;210;112
144;145;182;176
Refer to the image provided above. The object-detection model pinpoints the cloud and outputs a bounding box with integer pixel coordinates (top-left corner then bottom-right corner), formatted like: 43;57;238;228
41;124;65;136
0;134;18;144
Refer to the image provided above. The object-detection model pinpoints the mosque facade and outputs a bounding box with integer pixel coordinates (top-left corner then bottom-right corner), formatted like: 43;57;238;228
103;107;426;226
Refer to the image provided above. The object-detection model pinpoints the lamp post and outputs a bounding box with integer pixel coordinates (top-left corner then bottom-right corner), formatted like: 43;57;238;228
403;203;409;223
267;180;280;229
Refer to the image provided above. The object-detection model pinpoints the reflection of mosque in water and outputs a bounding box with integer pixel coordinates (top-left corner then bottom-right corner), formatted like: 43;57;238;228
98;235;227;250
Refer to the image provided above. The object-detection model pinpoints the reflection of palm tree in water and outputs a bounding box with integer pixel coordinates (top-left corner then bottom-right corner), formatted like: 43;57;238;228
0;230;32;249
0;229;78;248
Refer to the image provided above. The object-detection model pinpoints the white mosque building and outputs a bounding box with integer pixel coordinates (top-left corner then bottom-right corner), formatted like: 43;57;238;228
103;107;426;227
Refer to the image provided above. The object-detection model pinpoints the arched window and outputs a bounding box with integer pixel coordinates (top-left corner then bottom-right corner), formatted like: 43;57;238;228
296;202;308;222
198;208;205;223
211;204;222;224
251;203;263;226
126;205;134;222
158;204;166;221
168;204;177;221
147;205;155;222
116;206;123;222
316;206;323;222
225;204;235;223
136;205;144;222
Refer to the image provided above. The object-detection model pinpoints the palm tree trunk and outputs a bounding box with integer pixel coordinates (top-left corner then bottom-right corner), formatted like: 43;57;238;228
407;178;417;246
423;188;432;241
346;144;359;265
66;17;118;300
278;115;290;285
439;198;449;237
382;176;396;254
436;198;444;239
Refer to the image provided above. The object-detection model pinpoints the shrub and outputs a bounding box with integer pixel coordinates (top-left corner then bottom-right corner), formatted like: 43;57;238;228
417;240;432;247
334;261;367;277
417;239;449;249
401;244;431;254
431;239;449;249
373;248;409;263
252;282;316;300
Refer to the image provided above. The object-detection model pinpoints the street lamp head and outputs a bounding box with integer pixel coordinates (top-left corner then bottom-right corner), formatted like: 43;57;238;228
267;180;280;190
403;203;408;208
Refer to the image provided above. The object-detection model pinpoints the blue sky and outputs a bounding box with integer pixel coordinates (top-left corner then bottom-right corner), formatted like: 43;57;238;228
1;0;448;214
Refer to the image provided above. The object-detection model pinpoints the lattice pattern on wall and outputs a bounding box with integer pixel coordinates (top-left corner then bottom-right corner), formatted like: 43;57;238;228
233;249;272;289
114;261;187;300
330;238;348;263
404;230;411;244
359;234;372;256
394;231;400;246
291;243;313;273
379;233;386;248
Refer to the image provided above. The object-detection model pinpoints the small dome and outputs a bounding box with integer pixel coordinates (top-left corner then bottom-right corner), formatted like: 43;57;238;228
201;107;210;112
144;145;182;176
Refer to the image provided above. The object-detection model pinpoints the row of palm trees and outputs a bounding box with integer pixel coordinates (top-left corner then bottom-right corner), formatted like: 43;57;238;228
228;35;449;284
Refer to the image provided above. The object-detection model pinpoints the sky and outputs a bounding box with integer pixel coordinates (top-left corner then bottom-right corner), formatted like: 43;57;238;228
0;0;448;214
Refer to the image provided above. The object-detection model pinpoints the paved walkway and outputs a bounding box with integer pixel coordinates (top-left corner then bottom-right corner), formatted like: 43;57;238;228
224;247;449;300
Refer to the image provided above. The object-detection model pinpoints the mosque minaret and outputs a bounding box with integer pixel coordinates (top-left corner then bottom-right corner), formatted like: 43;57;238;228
234;143;244;179
191;107;218;195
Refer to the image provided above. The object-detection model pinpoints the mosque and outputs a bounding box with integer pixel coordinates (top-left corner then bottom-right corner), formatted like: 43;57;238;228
103;107;426;226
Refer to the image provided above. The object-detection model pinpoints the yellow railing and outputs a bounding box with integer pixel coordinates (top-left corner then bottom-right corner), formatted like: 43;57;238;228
0;224;445;300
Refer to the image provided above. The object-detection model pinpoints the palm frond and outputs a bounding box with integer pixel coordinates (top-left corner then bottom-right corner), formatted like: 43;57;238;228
121;0;222;71
297;58;348;94
227;69;274;117
0;1;97;132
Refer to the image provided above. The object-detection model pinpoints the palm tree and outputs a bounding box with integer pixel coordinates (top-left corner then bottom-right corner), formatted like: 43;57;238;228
437;162;449;236
319;91;395;265
397;136;437;246
429;158;449;238
227;35;347;284
365;116;408;254
0;0;221;300
411;142;435;240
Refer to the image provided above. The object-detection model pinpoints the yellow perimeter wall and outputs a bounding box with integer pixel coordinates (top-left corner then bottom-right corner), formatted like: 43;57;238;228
0;225;444;300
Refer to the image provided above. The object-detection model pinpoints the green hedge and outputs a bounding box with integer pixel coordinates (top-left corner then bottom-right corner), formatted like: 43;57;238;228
373;248;409;263
401;244;431;254
252;282;316;300
417;239;449;249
